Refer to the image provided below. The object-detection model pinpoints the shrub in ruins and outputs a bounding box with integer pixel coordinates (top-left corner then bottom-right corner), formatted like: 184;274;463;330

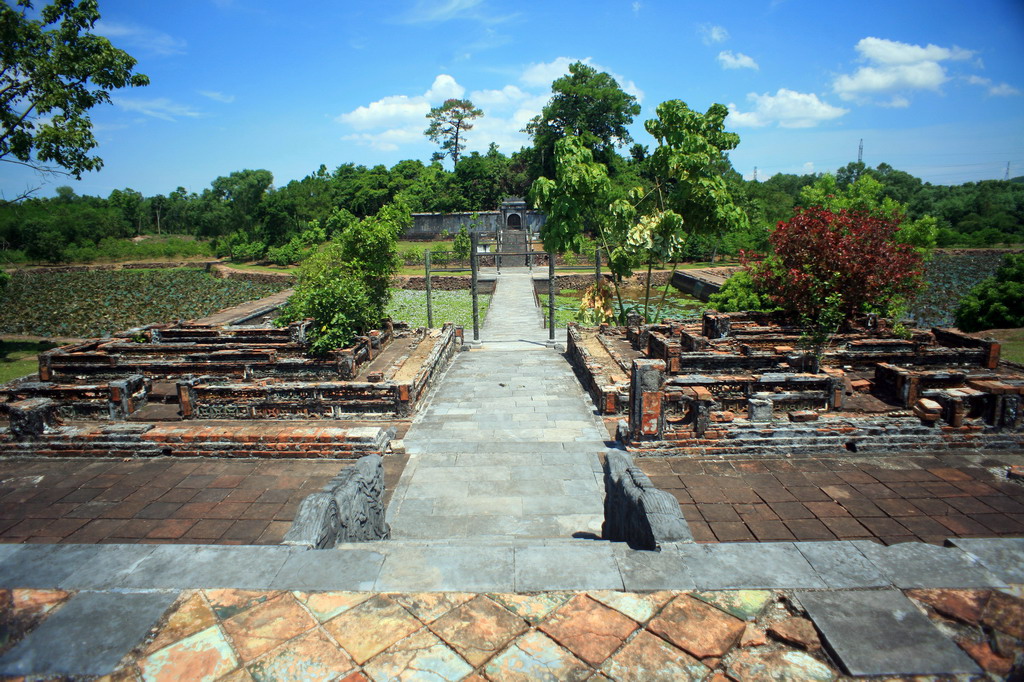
954;253;1024;332
276;202;408;354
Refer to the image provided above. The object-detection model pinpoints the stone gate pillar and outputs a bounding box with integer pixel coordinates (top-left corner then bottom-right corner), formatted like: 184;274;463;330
630;359;665;440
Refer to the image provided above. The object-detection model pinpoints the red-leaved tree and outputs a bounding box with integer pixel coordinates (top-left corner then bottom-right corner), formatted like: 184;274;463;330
744;207;924;324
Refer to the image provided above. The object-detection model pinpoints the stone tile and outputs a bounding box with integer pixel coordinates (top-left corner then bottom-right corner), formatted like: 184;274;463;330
726;648;836;682
587;590;674;623
0;544;156;590
292;589;372;622
680;543;826;590
483;630;591;682
394;592;474;624
515;544;622;591
613;545;696;591
120;546;294;589
137;625;239;682
0;590;178;677
8;588;71;619
690;590;773;621
363;628;473;682
980;590;1024;639
269;548;384;591
950;537;1024;583
375;544;515;592
600;629;708;681
852;540;1005;588
247;628;355;682
537;594;638;667
488;593;572;625
905;588;989;625
204;589;273;621
647;594;745;659
793;541;889;589
324;594;423;665
143;591;218;655
428;596;527;666
796;589;980;676
220;593;318;663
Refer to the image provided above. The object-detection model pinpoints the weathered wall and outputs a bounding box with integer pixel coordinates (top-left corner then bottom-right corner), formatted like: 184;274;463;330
406;211;546;239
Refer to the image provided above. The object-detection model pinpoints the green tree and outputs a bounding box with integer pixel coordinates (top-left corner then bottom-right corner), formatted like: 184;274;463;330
526;62;640;178
0;0;149;187
954;253;1024;332
424;98;482;169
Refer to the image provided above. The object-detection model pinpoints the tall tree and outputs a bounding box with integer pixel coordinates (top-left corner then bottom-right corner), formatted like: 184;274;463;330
0;0;149;192
526;62;640;178
424;98;482;169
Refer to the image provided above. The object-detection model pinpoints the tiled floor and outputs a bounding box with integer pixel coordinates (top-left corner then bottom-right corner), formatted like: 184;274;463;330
2;585;1019;680
637;455;1024;545
0;458;358;545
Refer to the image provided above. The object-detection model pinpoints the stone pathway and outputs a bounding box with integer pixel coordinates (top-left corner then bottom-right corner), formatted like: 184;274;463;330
388;268;609;541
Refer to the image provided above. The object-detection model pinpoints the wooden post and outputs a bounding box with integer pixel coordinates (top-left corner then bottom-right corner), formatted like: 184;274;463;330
424;250;433;329
594;246;601;291
471;232;480;342
548;251;555;343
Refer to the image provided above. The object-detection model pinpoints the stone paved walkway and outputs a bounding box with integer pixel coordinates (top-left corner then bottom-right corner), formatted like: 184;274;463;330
388;268;609;541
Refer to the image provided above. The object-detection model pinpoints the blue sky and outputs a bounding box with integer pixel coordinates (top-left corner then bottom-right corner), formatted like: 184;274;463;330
2;0;1023;200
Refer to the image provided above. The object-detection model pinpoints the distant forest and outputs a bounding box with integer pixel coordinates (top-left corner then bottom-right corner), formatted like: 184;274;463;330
1;144;1022;264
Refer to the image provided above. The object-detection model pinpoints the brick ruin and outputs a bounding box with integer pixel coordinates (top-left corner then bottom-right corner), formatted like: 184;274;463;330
568;311;1024;456
1;317;462;460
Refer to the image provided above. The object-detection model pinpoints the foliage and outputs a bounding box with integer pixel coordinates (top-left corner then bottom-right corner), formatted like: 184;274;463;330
452;224;471;260
799;291;845;362
0;269;285;337
424;99;483;169
276;203;408;354
526;61;640;177
747;207;925;324
0;0;149;183
386;289;490;328
576;281;614;325
953;253;1024;332
800;173;937;253
0;268;8;290
707;270;775;312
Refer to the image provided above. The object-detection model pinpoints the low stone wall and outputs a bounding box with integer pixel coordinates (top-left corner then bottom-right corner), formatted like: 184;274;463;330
602;450;691;550
284;454;390;549
0;376;148;422
395;276;496;293
0;421;395;459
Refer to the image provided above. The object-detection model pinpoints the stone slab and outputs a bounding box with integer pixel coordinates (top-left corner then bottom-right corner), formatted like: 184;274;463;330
118;545;294;589
852;540;1005;588
0;590;177;677
793;541;889;589
796;589;980;676
0;544;156;589
613;544;697;591
949;537;1024;583
269;547;385;591
375;544;515;592
680;542;827;589
515;544;623;591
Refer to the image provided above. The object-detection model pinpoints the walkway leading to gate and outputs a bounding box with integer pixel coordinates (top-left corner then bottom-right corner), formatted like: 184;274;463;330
387;267;610;541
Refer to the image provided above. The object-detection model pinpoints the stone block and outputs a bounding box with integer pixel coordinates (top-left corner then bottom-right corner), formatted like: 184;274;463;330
748;397;773;422
603;451;692;550
788;410;819;423
709;411;734;423
7;398;55;439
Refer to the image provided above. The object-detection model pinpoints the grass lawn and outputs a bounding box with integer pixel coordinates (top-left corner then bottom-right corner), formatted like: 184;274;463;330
980;328;1024;365
0;340;56;384
223;262;299;275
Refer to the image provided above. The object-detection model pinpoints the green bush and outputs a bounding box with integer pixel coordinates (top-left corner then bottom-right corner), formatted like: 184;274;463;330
708;270;776;312
452;226;471;260
230;240;266;262
953;253;1024;332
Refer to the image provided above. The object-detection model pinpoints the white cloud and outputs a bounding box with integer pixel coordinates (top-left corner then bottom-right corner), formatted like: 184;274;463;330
401;0;515;25
198;90;235;104
966;75;1022;97
717;50;758;70
700;24;729;45
94;21;186;57
833;37;977;104
632;2;642;14
802;161;815;174
855;37;973;66
519;57;644;102
336;59;642;158
728;89;848;128
111;97;202;121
